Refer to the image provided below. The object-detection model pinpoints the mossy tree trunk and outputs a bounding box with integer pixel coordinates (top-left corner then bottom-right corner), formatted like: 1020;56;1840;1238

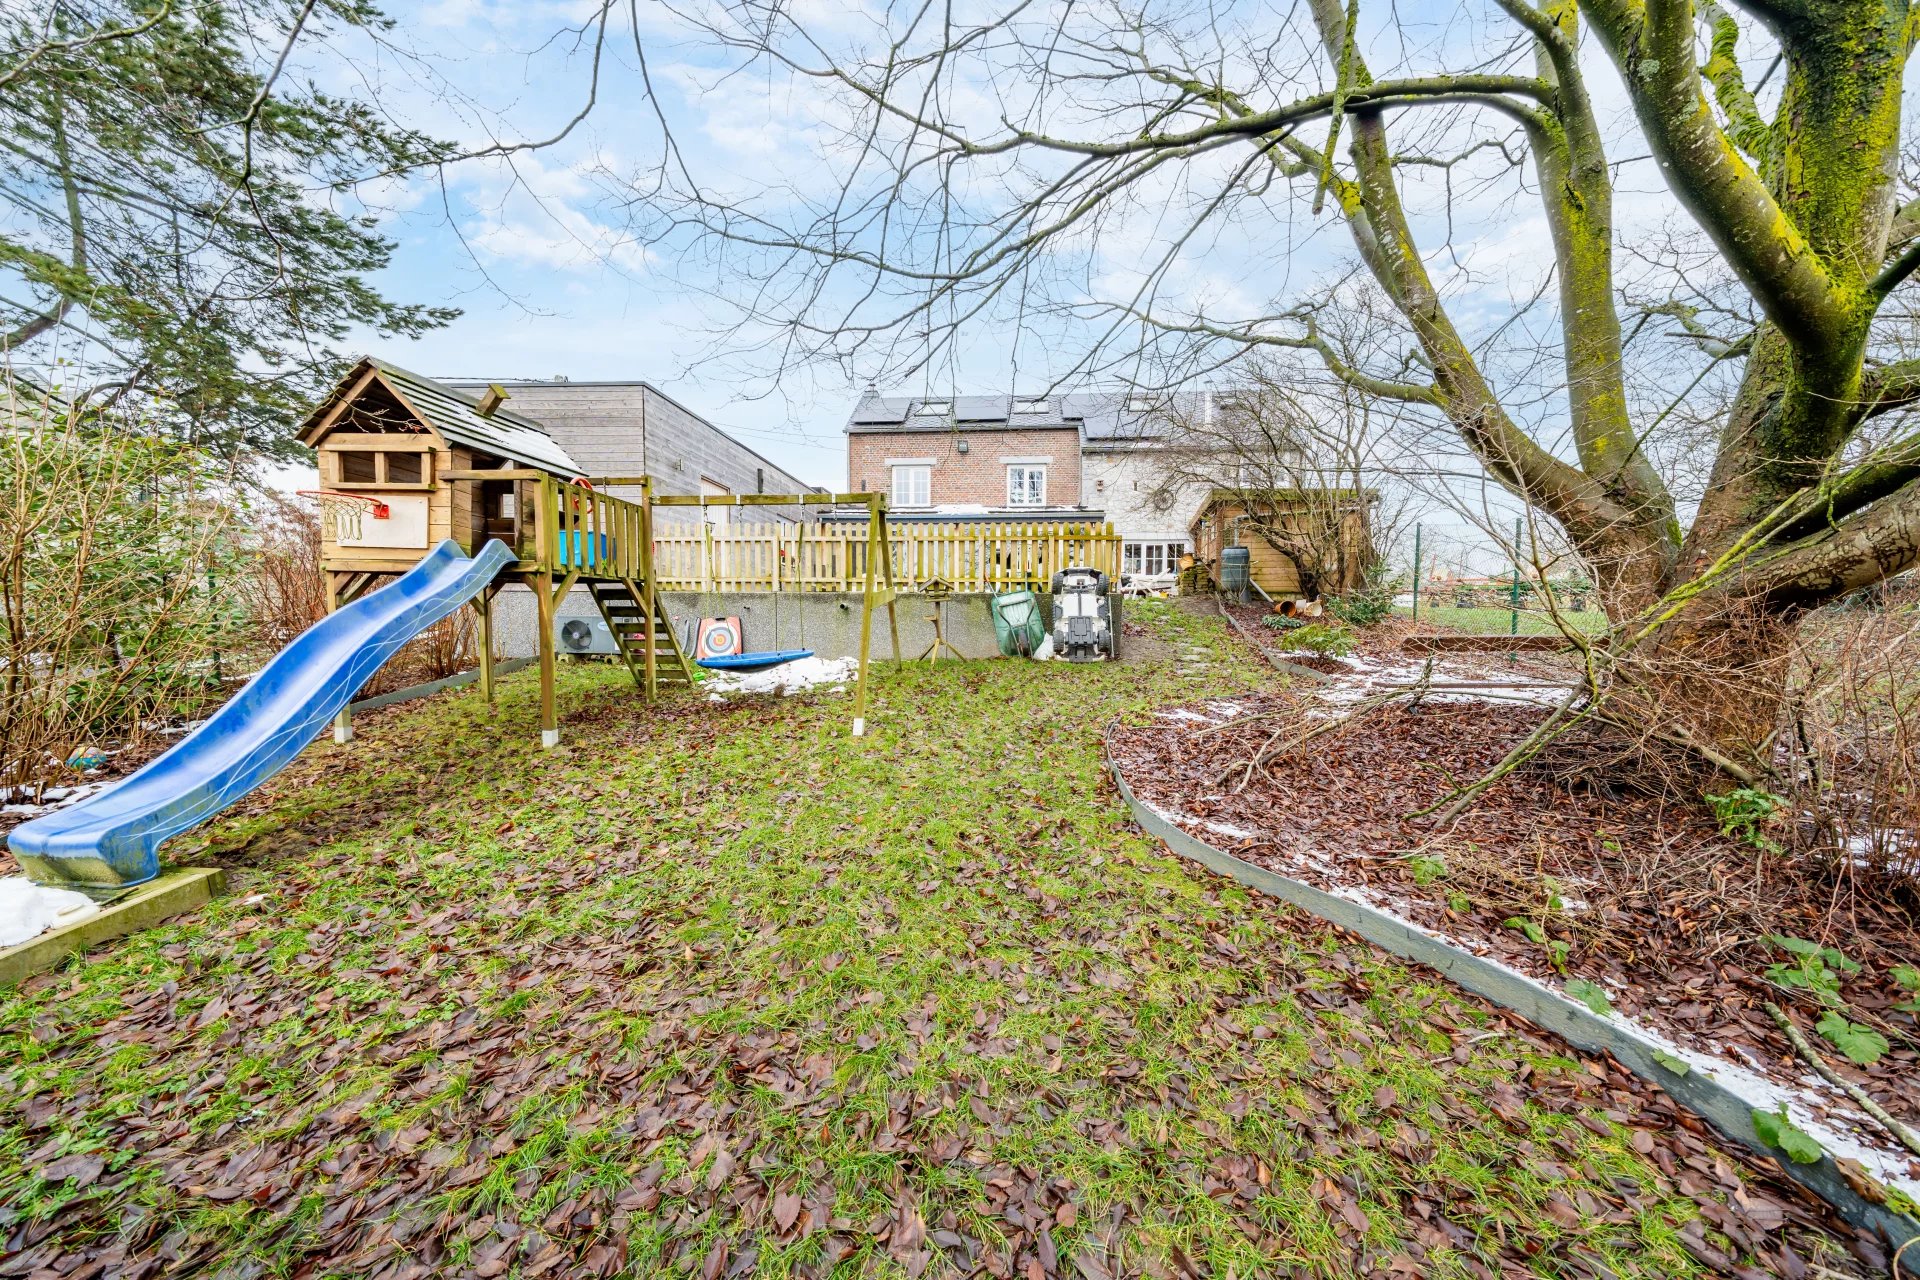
1281;0;1920;774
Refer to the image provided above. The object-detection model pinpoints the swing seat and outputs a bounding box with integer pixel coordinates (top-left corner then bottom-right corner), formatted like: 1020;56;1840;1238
696;649;815;672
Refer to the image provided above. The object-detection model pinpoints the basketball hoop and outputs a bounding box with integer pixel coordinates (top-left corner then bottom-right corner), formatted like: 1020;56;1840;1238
297;490;389;541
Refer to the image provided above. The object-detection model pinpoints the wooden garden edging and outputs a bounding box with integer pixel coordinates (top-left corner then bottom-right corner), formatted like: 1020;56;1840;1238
1102;725;1920;1250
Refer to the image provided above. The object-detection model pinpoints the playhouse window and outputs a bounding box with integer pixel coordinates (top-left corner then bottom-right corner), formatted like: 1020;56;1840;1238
337;451;377;483
386;451;424;484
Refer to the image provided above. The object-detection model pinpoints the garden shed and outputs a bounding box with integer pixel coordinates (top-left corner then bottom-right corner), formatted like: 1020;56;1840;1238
1187;487;1375;598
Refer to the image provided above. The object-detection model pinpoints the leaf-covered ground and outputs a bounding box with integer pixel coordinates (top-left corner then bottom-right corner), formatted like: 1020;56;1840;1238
0;602;1874;1278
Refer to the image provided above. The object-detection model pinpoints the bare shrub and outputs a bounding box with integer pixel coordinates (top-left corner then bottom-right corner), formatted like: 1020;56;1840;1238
0;380;241;793
237;495;480;696
1780;579;1920;891
243;494;328;651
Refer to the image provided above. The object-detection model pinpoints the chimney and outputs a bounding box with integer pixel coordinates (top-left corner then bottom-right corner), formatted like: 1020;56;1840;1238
476;384;509;418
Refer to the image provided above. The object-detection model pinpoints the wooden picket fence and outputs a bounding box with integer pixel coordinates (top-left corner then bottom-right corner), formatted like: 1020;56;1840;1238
651;520;1120;593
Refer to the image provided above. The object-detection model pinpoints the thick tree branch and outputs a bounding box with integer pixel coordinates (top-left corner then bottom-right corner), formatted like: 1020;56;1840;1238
1296;0;1652;559
1581;0;1851;349
1000;73;1553;159
1517;0;1677;539
1751;478;1920;605
1700;2;1773;170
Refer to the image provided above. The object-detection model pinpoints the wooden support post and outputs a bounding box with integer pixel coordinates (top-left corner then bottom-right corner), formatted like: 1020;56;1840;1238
535;476;560;748
475;588;496;709
876;497;902;666
325;573;352;743
852;511;879;737
640;477;659;699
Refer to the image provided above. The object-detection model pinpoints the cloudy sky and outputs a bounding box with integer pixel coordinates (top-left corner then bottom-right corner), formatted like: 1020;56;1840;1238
310;0;1802;570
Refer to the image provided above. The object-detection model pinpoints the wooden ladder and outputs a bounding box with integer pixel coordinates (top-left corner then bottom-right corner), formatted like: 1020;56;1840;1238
588;577;696;697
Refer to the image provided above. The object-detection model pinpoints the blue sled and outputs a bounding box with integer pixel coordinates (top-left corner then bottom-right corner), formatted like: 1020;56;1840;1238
695;649;814;672
8;539;514;891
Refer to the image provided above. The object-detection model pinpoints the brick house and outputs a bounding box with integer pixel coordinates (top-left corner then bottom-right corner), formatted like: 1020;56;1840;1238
846;393;1091;519
845;389;1263;584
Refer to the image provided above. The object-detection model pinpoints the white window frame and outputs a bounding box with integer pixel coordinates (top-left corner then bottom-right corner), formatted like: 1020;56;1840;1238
891;463;931;508
1123;538;1189;578
1006;464;1047;507
916;399;951;416
1012;396;1049;414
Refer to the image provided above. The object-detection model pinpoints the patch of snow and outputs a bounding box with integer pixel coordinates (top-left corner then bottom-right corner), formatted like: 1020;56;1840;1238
1841;829;1915;874
704;655;860;699
1308;655;1569;708
1154;709;1216;724
1206;700;1248;717
1618;1017;1920;1201
1200;819;1255;839
1185;823;1920;1202
0;876;99;948
1142;800;1194;828
1;781;109;818
1032;634;1055;661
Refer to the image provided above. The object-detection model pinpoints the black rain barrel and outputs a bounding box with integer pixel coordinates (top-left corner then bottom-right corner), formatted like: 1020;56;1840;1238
1220;546;1251;599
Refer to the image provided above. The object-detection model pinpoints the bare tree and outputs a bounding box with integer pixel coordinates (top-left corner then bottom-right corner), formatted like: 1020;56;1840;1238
1159;351;1410;602
551;0;1920;777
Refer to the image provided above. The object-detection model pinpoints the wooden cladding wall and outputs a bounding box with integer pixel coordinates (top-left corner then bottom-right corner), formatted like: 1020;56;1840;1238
653;522;1120;593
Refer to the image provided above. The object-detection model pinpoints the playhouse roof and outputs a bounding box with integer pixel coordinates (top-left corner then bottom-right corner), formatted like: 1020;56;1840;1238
298;356;584;477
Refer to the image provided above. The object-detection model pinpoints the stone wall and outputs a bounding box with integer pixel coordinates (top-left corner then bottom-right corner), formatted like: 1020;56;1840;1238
1082;445;1207;544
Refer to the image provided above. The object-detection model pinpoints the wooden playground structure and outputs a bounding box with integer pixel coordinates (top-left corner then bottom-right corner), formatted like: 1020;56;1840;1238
297;358;902;744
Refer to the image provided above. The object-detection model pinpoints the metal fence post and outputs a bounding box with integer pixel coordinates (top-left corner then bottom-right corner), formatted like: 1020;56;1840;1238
1410;523;1421;622
1509;515;1522;661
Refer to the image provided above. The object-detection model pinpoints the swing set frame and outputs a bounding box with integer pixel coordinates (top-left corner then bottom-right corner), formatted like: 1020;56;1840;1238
648;488;902;736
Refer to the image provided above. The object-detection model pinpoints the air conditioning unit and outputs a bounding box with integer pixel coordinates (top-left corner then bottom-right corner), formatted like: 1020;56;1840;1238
555;616;620;655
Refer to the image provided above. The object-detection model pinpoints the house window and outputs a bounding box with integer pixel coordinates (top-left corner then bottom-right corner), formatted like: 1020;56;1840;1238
916;400;951;416
1012;397;1048;413
1124;539;1189;577
1007;465;1046;507
892;464;931;508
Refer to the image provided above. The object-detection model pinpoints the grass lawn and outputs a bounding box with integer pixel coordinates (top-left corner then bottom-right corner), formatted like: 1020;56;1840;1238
1395;604;1610;636
0;602;1850;1277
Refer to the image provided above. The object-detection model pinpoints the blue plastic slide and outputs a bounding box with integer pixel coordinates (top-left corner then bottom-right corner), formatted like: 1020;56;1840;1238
8;539;514;891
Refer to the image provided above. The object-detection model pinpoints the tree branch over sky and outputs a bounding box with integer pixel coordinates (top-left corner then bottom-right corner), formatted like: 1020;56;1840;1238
513;0;1920;771
0;0;459;461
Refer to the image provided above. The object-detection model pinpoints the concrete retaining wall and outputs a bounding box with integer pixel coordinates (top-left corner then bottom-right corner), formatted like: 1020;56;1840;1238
490;586;1024;662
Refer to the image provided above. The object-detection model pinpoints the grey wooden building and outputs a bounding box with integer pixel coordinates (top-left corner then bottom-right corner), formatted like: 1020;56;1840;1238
434;376;821;658
443;377;818;525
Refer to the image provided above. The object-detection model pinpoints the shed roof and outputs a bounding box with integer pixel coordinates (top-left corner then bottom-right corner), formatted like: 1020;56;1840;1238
297;356;583;477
